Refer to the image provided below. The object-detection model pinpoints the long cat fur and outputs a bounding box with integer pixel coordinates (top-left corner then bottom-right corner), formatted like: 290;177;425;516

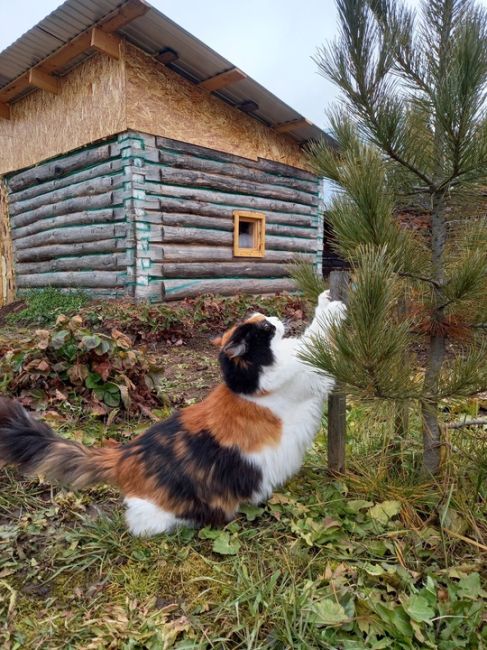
0;290;346;536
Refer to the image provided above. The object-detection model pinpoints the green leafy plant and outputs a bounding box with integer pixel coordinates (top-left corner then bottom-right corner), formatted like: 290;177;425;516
0;314;163;414
6;287;90;326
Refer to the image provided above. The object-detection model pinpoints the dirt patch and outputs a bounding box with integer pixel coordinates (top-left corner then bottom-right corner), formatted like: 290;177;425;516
150;333;221;406
0;299;26;326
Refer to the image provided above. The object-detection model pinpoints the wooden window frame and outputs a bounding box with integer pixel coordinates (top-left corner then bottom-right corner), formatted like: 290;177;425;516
233;211;265;258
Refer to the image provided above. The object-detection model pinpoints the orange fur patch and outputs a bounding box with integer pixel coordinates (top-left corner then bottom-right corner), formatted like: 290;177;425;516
181;384;282;453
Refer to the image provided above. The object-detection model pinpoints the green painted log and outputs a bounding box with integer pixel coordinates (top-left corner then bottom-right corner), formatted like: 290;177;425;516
157;167;318;207
162;277;296;300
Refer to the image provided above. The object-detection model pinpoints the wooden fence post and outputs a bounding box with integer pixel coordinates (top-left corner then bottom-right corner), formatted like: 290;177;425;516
0;180;16;306
327;270;349;474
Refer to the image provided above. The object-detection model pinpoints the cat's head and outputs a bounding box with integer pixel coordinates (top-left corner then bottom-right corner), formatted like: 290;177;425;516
213;313;285;394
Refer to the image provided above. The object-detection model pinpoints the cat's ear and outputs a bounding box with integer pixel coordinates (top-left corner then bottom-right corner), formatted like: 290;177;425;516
222;340;247;359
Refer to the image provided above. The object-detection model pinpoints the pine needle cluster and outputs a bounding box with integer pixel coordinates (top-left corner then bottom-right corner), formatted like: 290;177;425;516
305;0;487;473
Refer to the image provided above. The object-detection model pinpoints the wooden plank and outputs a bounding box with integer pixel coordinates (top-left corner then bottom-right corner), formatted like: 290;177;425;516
0;72;29;103
28;69;61;94
16;271;126;288
99;0;149;32
15;238;126;263
152;244;313;263
0;103;10;120
0;0;149;102
40;32;92;75
274;118;312;134
90;28;121;60
151;262;289;279
199;68;246;91
163;278;296;300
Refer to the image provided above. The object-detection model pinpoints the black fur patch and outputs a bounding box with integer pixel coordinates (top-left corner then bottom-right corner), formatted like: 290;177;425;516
219;320;276;394
0;398;55;472
124;413;263;526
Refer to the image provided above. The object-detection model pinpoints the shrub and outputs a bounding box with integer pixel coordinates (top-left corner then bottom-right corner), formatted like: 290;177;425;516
0;314;163;415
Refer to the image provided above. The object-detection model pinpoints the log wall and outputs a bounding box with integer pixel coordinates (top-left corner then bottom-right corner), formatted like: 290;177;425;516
3;131;322;301
127;132;321;301
4;135;135;298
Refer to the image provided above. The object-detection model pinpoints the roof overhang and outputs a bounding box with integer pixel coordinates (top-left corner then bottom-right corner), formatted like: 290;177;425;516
0;0;335;147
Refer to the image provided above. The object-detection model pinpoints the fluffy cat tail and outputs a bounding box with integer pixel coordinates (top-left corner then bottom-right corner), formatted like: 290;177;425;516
0;398;120;489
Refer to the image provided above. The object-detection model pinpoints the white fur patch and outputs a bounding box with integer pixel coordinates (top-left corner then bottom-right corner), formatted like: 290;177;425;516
124;497;187;537
243;291;346;502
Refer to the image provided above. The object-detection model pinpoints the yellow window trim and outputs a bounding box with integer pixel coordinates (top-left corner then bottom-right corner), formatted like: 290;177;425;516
233;210;266;258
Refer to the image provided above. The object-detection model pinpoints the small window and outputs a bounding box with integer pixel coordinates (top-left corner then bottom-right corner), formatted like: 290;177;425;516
233;211;265;257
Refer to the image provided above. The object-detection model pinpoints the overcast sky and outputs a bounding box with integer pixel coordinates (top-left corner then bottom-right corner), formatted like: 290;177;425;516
1;0;486;129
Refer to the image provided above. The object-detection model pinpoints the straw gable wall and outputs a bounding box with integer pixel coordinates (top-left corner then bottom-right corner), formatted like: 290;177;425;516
0;42;311;177
0;53;125;176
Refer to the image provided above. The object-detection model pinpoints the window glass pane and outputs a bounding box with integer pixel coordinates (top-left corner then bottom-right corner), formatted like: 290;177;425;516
238;220;254;248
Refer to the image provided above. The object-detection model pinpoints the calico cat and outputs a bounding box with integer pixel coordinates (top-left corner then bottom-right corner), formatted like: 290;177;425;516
0;290;345;536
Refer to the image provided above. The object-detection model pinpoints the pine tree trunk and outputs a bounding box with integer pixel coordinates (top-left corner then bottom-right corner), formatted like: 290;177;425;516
421;193;447;474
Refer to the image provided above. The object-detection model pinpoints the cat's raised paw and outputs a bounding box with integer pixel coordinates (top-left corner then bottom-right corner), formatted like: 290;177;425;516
318;290;332;308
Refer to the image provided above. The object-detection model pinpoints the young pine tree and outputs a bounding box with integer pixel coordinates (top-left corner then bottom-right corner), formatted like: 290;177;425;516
305;0;487;474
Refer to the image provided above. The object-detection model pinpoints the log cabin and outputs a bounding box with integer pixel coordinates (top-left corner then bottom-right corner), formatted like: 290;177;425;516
0;0;334;305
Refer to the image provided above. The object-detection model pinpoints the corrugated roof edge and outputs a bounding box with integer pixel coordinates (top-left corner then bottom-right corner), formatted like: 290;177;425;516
0;0;337;148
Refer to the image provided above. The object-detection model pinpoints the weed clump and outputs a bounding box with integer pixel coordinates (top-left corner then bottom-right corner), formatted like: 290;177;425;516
0;314;163;415
6;288;90;326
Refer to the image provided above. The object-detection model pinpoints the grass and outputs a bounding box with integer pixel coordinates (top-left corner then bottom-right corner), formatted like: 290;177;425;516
6;288;90;326
0;295;486;648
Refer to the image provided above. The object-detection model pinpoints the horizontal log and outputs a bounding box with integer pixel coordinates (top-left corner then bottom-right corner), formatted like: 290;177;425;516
9;176;116;217
146;262;290;279
7;143;116;193
16;271;127;288
11;208;123;240
153;149;318;195
11;193;114;229
13;224;127;251
8;159;125;204
153;199;314;226
15;238;127;263
141;212;315;239
157;167;317;207
15;253;127;275
150;244;313;263
162;278;297;300
153;186;314;216
156;137;317;182
149;225;316;253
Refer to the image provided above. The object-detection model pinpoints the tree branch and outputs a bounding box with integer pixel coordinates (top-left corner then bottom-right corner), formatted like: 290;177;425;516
446;416;487;429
